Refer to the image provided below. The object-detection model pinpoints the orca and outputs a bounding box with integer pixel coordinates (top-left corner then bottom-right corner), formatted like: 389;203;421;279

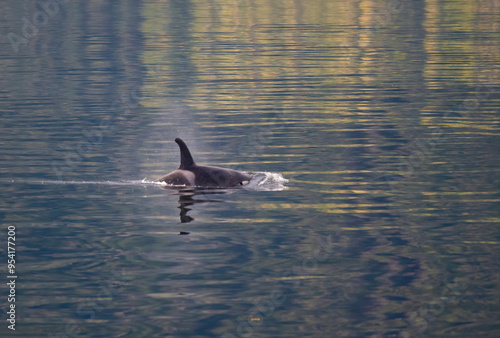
155;138;253;188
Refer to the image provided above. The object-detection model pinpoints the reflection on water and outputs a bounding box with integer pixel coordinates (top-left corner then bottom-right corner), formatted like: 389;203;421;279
158;172;289;222
174;190;226;224
0;0;499;337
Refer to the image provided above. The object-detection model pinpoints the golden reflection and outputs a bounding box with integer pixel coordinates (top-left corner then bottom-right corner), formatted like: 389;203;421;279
277;275;327;280
259;203;392;214
341;226;400;231
293;180;372;186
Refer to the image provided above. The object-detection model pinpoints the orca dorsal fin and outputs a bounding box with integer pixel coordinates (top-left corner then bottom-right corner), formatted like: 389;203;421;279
175;138;196;169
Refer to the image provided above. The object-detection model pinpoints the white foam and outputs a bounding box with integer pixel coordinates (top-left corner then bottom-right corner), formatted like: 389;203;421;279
245;172;289;191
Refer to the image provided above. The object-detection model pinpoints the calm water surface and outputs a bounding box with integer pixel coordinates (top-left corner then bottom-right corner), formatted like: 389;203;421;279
1;1;499;337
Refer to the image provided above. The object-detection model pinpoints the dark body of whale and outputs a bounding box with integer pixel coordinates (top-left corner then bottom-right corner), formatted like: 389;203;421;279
155;138;253;188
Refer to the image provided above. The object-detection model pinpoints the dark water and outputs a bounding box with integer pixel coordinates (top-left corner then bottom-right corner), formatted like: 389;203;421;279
1;1;499;337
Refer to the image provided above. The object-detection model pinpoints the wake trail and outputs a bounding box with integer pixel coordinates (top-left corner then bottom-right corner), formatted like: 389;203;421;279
2;172;289;191
2;179;157;186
